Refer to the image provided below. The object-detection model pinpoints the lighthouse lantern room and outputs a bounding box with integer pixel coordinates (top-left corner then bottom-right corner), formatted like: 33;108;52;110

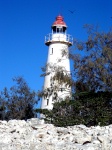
41;15;73;110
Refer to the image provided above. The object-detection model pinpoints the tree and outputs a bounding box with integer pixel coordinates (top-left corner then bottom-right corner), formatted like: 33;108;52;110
0;93;6;120
0;77;38;120
36;91;112;127
69;25;112;92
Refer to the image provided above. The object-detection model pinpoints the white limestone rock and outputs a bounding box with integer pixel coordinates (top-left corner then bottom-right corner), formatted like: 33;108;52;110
0;118;112;150
75;134;92;144
0;133;12;144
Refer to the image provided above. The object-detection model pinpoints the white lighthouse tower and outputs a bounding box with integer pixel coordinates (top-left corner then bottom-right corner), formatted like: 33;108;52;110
41;15;73;110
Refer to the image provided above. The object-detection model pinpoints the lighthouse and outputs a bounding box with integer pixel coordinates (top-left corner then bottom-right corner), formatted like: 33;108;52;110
41;15;73;110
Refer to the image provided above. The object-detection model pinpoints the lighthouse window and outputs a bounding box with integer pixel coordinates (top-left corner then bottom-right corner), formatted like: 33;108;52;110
57;26;63;33
57;28;62;33
47;99;49;105
50;48;53;55
52;48;53;54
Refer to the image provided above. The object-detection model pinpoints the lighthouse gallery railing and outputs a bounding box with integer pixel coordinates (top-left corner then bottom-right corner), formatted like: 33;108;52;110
45;33;73;45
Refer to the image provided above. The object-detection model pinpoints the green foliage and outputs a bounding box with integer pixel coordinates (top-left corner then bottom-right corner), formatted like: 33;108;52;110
0;77;38;120
71;26;112;92
37;92;112;127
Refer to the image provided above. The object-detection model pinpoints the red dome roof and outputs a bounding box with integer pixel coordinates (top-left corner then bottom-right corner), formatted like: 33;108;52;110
52;15;67;27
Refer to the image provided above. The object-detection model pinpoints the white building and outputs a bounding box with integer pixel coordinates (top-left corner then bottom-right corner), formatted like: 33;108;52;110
41;15;73;110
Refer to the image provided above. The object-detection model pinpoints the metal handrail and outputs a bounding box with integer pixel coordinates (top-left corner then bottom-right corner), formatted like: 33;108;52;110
45;33;73;44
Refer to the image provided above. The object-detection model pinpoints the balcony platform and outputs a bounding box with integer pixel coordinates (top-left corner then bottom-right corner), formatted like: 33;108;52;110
45;33;73;46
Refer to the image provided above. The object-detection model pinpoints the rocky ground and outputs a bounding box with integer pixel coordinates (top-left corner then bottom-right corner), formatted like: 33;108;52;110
0;118;112;150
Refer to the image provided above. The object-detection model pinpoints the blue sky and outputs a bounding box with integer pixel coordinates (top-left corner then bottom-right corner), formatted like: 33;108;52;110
0;0;112;107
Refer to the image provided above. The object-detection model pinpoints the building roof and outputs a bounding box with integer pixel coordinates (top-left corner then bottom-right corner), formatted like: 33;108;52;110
52;15;67;27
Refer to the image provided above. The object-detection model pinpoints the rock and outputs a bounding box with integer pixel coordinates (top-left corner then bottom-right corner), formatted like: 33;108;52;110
31;124;47;129
92;139;101;144
97;135;108;143
0;118;111;149
75;134;92;144
0;133;12;144
77;124;87;129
